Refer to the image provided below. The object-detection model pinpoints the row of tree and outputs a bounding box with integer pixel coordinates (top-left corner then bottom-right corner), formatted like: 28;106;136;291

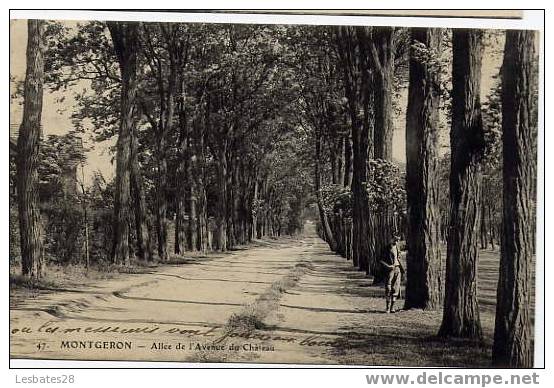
11;20;537;367
11;21;315;271
309;27;537;367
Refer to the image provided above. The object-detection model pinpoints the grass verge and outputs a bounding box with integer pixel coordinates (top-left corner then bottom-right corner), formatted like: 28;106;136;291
225;261;312;334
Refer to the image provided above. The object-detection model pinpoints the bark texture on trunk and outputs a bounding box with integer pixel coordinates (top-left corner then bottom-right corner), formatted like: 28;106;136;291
251;178;259;240
372;26;395;161
108;21;140;265
155;143;168;261
17;19;45;278
367;27;396;283
174;194;186;254
439;29;485;339
492;29;536;368
335;26;373;272
356;27;376;276
315;129;337;251
216;140;228;251
343;133;353;187
404;28;443;310
130;127;153;261
188;142;199;251
195;121;209;252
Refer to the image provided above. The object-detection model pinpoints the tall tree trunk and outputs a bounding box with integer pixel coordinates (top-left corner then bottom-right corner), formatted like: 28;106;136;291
366;27;396;283
372;26;395;160
216;140;228;251
174;120;187;255
357;27;375;276
330;148;338;185
315;128;337;251
335;26;373;272
153;28;179;261
237;162;249;244
108;21;140;265
155;139;168;261
174;194;185;254
492;29;536;368
196;121;209;252
17;19;45;278
173;137;185;256
130;128;153;261
82;203;90;268
343;133;353;187
439;29;485;339
78;165;90;269
357;108;372;275
188;137;198;251
404;28;443;310
175;75;193;254
336;137;345;186
251;177;259;240
488;205;496;250
227;152;238;247
480;199;488;249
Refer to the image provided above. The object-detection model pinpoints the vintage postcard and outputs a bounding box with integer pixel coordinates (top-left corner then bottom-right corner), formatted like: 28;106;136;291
9;10;542;368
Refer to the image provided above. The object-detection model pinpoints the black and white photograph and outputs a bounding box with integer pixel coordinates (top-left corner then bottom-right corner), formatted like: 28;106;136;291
8;9;543;371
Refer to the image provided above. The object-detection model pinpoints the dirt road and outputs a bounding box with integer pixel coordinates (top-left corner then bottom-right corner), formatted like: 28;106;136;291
10;222;500;366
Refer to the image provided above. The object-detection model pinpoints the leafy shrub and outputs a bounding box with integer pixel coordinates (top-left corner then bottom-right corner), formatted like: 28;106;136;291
365;159;406;212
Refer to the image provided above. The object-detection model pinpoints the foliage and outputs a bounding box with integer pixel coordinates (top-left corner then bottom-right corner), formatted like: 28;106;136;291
37;131;87;201
319;160;406;218
87;173;115;262
481;79;503;166
319;184;350;215
333;190;353;218
42;199;86;265
365;159;406;212
261;130;313;235
44;21;120;140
